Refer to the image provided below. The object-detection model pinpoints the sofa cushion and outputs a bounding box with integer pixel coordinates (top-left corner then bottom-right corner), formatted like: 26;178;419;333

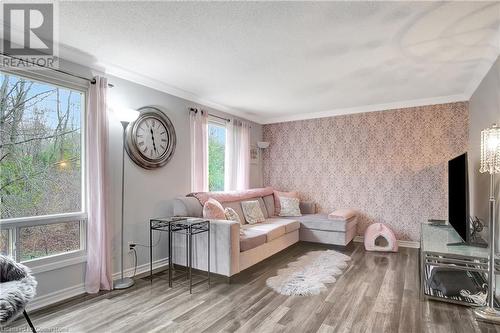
188;187;274;205
242;222;286;242
222;202;245;225
257;198;269;219
299;201;316;215
282;213;357;232
239;229;267;252
264;218;300;234
262;195;275;217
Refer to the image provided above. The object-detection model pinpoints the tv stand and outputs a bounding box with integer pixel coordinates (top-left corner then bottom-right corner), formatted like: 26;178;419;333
420;222;499;306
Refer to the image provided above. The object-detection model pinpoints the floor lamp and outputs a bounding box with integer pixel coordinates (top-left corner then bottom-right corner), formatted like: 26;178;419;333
475;124;500;323
114;108;139;290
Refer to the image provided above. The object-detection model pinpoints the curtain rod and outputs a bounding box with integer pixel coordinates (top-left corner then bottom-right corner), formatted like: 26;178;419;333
0;52;114;88
189;107;230;122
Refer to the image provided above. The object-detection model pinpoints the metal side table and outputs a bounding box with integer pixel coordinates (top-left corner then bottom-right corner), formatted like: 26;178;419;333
149;217;210;294
420;222;500;306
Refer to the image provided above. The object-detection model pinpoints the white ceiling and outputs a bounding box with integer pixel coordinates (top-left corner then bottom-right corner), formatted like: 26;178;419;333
57;1;500;124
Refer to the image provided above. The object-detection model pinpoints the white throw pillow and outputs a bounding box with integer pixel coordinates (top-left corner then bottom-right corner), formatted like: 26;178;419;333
224;207;245;235
241;200;265;224
279;197;302;217
224;207;241;223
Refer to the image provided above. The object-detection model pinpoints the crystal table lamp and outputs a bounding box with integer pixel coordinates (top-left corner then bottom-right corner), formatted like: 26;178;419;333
475;124;500;323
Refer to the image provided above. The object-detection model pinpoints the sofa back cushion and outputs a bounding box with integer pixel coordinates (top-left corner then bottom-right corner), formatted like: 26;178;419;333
188;187;274;205
262;195;275;217
173;197;203;217
203;198;226;219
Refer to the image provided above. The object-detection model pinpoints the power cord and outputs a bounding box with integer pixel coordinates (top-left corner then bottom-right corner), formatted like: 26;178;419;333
133;232;163;248
132;247;138;278
127;232;164;278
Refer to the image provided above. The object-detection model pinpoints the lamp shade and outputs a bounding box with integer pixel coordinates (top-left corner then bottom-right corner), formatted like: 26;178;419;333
480;124;500;174
116;108;139;123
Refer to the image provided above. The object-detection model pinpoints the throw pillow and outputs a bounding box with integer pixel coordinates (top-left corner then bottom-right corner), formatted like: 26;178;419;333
224;207;241;224
279;197;302;217
273;190;298;216
203;198;226;219
224;207;245;235
241;200;265;224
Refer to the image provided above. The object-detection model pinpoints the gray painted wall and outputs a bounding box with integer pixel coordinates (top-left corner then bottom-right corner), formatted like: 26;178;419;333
469;56;500;236
27;59;263;307
468;56;500;294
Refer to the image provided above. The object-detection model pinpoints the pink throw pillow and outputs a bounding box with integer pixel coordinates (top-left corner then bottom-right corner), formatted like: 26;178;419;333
273;190;298;216
203;198;226;219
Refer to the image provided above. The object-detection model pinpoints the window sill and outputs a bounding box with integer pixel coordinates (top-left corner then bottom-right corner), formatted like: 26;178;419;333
24;251;87;275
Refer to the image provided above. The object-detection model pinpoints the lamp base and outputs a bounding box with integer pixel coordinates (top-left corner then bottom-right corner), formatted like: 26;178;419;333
475;306;500;324
113;277;135;290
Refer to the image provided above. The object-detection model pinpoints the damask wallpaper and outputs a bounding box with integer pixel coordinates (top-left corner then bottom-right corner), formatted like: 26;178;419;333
263;102;469;241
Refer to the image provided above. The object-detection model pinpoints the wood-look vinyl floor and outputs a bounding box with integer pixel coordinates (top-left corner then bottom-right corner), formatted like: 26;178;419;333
7;242;500;333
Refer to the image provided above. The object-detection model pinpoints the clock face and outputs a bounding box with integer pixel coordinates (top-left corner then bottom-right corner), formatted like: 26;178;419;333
125;107;176;169
135;117;169;159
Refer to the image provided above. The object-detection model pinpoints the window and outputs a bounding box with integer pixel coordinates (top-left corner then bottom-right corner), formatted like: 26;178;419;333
208;121;226;191
0;71;86;263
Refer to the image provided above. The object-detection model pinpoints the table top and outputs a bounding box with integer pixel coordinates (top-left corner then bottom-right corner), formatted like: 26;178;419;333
420;223;491;259
150;217;209;230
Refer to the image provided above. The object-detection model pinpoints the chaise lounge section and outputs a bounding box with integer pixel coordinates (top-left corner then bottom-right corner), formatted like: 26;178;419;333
169;187;357;277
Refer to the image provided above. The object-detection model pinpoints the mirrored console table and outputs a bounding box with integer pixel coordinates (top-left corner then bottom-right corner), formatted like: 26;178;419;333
420;222;500;306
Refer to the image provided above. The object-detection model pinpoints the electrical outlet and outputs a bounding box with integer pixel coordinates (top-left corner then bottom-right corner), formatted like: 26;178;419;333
128;242;136;251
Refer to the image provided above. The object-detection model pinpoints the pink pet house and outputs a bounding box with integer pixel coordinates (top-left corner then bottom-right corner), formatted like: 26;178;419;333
364;223;398;252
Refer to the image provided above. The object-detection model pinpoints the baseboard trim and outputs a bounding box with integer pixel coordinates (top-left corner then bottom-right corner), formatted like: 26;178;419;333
112;257;170;280
28;283;86;311
353;235;420;249
29;257;170;311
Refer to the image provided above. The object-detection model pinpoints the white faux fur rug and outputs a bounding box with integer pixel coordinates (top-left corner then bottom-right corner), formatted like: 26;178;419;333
266;250;351;296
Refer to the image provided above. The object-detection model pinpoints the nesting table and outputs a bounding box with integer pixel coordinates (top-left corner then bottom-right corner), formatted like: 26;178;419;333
149;217;210;293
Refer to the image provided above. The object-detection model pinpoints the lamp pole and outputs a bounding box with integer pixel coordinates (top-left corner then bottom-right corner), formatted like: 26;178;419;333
475;124;500;323
113;121;135;290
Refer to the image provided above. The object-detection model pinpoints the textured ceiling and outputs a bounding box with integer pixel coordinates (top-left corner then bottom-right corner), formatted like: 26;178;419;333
57;1;500;123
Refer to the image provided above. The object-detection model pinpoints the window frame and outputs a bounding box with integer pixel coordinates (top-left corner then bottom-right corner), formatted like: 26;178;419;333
0;68;88;271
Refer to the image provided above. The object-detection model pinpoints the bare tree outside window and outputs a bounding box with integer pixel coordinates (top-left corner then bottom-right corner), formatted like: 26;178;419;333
0;73;84;261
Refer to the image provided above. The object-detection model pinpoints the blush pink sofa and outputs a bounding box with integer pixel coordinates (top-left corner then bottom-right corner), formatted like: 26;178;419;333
169;187;357;277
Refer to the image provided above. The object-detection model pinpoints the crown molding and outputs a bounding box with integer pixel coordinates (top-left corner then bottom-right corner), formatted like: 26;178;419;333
98;62;263;124
261;94;469;124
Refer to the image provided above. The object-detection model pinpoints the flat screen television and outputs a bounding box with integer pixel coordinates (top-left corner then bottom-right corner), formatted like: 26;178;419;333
448;153;470;243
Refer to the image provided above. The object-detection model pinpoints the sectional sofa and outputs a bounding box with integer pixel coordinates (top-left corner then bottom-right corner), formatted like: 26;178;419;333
169;187;357;277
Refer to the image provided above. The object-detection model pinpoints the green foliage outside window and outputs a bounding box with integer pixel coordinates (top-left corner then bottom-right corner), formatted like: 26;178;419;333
0;73;83;260
208;123;226;191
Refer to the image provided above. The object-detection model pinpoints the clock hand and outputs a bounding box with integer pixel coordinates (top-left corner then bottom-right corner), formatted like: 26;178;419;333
150;127;158;155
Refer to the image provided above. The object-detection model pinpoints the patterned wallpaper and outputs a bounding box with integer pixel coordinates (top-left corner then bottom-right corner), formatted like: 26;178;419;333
263;102;469;241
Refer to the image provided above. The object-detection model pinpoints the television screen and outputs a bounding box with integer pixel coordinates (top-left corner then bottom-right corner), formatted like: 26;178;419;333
448;153;470;243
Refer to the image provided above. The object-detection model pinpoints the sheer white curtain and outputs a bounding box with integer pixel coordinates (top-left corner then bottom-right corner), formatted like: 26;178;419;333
190;109;209;192
225;119;250;191
85;76;112;293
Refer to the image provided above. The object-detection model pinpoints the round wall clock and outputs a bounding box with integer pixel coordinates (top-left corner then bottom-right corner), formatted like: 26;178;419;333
125;106;176;169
